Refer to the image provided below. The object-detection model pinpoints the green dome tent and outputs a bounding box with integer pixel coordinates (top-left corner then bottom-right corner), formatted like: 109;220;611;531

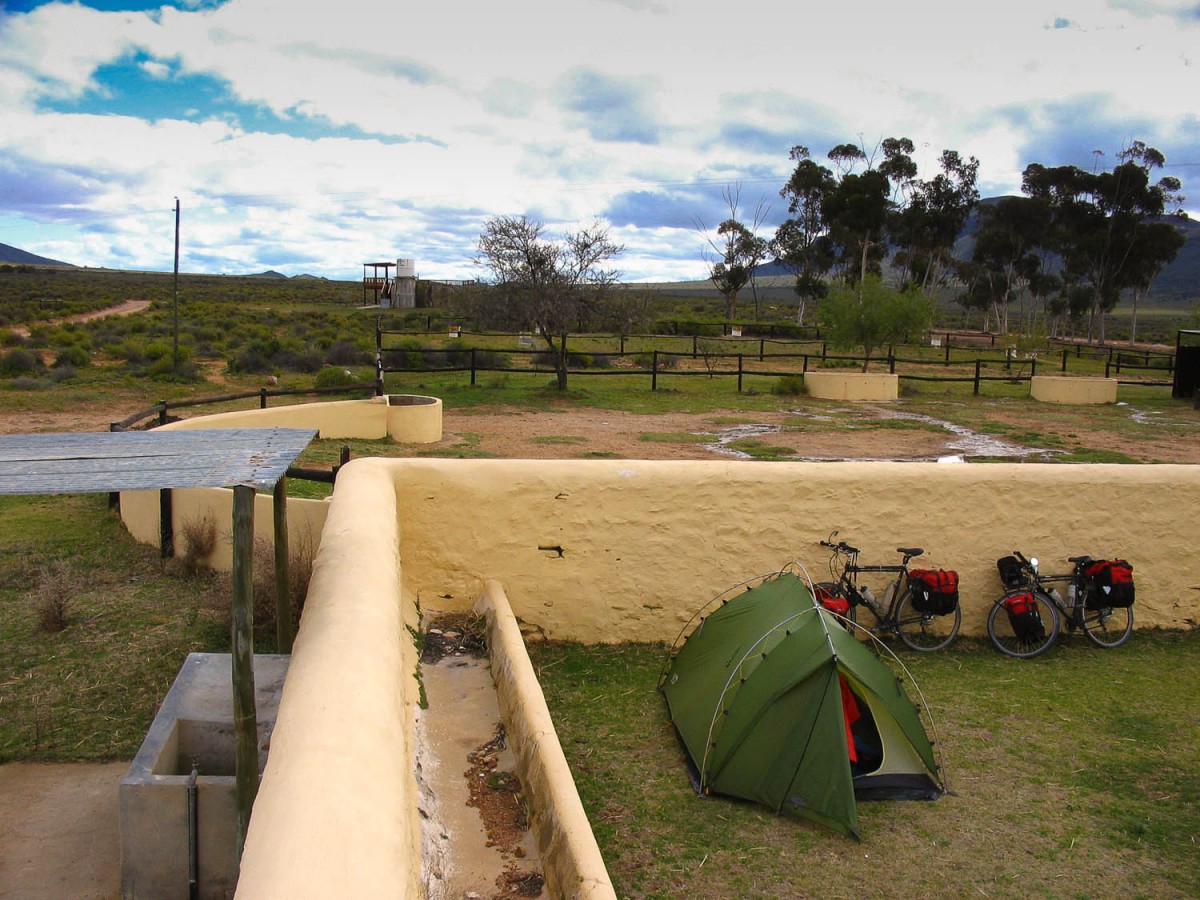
659;572;944;839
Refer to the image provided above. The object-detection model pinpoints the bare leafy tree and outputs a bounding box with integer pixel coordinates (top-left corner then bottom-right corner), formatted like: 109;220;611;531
476;215;623;390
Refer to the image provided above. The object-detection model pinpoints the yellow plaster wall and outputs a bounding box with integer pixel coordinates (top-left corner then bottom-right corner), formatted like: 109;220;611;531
804;371;899;400
236;459;423;899
159;396;394;438
116;395;442;569
1030;375;1119;404
383;458;1200;639
119;487;329;572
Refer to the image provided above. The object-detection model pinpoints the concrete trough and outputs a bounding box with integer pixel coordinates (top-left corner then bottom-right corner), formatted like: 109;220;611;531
120;653;289;900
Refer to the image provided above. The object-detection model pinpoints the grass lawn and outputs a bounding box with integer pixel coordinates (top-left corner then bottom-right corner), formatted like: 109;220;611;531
529;633;1200;899
0;494;234;762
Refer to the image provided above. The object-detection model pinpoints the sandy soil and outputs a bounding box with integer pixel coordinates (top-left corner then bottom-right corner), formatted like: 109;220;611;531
0;762;124;900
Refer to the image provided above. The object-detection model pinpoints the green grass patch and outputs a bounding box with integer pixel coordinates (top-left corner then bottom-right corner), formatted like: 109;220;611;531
638;432;711;444
725;438;798;460
530;435;589;445
0;495;231;762
529;631;1200;898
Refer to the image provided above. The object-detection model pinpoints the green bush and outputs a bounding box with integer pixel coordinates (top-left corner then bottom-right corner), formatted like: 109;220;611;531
772;374;807;396
0;347;40;377
314;366;361;389
53;345;91;368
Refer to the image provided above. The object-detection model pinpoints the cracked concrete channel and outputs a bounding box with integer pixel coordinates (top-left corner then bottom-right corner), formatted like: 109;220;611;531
416;620;545;900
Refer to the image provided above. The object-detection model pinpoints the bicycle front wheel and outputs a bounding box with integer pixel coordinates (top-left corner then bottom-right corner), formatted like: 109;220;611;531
1079;600;1134;649
987;590;1060;659
895;589;961;651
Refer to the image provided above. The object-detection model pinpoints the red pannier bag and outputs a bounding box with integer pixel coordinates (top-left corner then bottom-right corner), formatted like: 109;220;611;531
1003;592;1045;641
815;583;851;617
908;568;959;616
1083;559;1135;609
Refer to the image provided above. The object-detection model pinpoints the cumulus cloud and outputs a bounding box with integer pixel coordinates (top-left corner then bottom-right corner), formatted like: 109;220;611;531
0;0;1196;280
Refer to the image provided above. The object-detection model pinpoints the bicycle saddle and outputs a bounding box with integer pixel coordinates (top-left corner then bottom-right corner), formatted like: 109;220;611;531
897;547;924;557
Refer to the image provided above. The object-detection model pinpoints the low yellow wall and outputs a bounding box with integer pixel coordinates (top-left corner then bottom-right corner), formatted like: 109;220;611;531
476;581;616;900
117;395;441;569
120;486;329;571
387;458;1200;639
155;394;443;440
1030;375;1119;404
804;371;899;400
236;459;422;899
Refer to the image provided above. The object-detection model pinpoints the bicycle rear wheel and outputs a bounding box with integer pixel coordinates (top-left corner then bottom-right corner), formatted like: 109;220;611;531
987;589;1060;659
895;588;961;651
1079;599;1134;649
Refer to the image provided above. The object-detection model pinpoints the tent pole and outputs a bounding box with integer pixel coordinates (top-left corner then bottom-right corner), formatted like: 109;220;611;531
273;478;293;654
231;484;260;861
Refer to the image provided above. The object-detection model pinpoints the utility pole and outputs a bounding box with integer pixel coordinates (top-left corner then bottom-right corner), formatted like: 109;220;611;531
173;197;180;377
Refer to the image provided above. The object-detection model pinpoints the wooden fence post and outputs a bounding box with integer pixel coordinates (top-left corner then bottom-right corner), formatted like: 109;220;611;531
652;351;658;391
974;359;982;396
273;479;293;655
231;484;259;862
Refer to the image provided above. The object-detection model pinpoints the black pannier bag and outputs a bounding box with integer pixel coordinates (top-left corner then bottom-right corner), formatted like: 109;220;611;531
908;569;959;615
1084;559;1135;609
1003;592;1045;642
997;555;1025;589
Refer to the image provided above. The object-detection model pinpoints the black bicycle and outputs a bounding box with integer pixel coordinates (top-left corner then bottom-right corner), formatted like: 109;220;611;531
817;536;961;652
987;550;1135;658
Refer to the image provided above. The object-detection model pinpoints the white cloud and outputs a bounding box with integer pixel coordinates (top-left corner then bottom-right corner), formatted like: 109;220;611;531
0;0;1197;280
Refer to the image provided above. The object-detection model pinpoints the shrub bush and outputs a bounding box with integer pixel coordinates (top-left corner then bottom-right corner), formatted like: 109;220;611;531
772;374;807;396
53;345;91;368
314;366;361;389
0;347;39;376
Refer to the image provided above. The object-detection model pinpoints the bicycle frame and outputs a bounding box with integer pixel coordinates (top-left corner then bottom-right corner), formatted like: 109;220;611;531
988;550;1134;658
819;536;961;652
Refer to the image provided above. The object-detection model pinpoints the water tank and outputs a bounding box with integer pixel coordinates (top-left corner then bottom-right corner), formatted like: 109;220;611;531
396;259;416;279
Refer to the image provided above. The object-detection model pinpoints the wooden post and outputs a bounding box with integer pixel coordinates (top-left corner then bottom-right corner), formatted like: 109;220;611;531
273;479;293;655
159;488;174;559
231;484;259;861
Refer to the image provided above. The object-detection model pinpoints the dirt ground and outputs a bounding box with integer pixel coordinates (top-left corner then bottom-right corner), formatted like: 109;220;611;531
0;762;124;900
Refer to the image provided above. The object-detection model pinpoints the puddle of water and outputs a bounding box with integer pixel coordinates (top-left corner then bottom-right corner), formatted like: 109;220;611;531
697;410;1056;462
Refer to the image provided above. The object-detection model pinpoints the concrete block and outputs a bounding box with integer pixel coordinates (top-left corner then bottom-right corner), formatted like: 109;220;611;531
120;653;288;900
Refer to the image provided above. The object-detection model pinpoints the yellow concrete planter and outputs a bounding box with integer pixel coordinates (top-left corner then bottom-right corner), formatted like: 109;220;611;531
804;371;898;401
1030;375;1118;405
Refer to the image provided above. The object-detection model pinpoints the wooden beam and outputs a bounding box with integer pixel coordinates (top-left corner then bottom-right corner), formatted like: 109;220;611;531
231;484;260;860
273;478;293;654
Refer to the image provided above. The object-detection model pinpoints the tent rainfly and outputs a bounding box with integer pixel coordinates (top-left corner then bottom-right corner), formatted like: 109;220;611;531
659;572;943;839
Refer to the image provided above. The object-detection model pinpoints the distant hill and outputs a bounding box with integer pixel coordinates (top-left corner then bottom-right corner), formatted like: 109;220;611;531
250;270;288;279
0;242;75;268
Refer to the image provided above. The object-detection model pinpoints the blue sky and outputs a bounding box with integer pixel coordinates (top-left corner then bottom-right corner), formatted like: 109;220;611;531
1;0;1197;282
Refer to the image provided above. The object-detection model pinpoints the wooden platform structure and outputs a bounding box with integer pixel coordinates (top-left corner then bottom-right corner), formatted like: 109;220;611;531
0;427;316;859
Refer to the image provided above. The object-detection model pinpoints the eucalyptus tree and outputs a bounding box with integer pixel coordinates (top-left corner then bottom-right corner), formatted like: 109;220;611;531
891;150;980;295
964;196;1054;334
697;184;770;320
1123;220;1186;343
1021;141;1185;342
475;214;623;390
774;145;836;324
